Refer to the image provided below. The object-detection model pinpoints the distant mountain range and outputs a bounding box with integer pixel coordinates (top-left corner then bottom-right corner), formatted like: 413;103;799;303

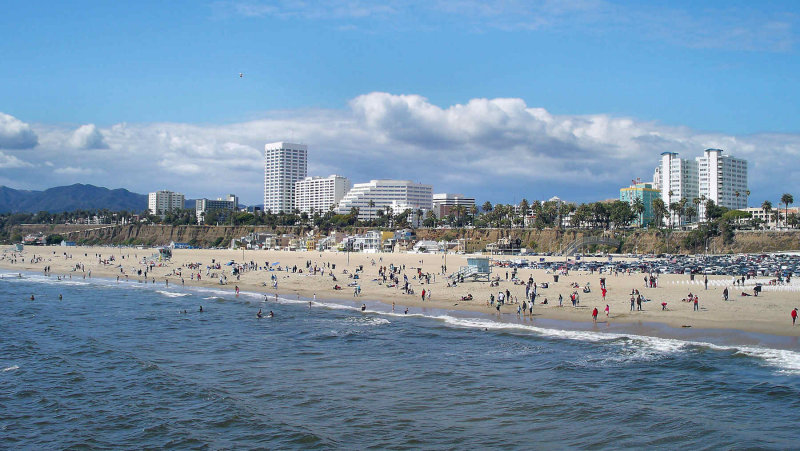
0;184;196;213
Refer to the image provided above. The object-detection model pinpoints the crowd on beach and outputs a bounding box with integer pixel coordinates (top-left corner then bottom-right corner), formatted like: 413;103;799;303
3;246;800;334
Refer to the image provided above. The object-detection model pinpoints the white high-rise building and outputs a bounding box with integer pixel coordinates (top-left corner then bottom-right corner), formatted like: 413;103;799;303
148;190;185;216
656;149;748;224
294;175;351;214
696;148;748;220
659;152;699;204
335;180;433;221
264;142;308;214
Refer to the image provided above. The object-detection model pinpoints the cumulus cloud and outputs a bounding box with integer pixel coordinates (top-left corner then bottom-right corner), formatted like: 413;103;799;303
69;124;109;149
4;92;800;204
0;151;34;169
0;112;38;149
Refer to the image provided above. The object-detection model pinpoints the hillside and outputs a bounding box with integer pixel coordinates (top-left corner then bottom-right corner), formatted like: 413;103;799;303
0;184;147;213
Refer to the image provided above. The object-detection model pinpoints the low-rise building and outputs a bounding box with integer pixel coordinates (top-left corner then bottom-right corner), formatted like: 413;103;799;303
196;194;238;223
620;182;660;227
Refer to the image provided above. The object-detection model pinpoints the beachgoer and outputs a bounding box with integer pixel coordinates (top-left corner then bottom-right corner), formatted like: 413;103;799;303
604;304;609;317
268;311;274;317
592;307;598;323
361;304;366;312
792;308;798;326
723;287;729;301
59;294;62;300
30;294;34;301
404;308;408;315
199;306;203;312
257;308;263;318
693;296;699;311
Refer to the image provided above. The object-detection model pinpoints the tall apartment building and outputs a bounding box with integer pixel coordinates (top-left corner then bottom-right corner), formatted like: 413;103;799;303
264;142;308;214
335;180;433;221
697;148;748;220
658;152;699;205
196;194;238;223
294;175;351;214
148;190;185;216
432;193;476;218
655;149;748;224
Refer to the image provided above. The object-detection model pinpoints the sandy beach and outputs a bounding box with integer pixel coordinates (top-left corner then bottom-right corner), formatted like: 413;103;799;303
4;245;800;337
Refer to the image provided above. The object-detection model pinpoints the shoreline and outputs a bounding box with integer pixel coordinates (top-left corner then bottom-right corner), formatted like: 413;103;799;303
7;268;800;356
3;245;800;339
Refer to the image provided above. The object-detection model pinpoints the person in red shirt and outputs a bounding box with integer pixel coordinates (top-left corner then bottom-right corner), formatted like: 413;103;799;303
601;287;607;300
592;307;598;323
792;308;798;326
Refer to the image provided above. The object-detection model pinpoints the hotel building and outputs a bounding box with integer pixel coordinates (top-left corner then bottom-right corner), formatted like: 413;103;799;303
335;180;433;221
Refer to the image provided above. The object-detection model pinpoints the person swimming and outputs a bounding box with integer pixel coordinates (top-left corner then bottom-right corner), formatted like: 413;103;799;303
257;308;263;318
361;304;366;311
199;306;203;312
268;311;274;317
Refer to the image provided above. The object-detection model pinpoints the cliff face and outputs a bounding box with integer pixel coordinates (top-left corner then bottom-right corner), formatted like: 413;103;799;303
13;224;800;254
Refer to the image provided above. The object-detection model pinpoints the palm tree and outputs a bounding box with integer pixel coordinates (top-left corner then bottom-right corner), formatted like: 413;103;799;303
685;205;697;224
781;193;793;229
652;198;667;228
667;190;674;227
631;197;645;227
368;200;375;224
692;197;701;224
762;200;773;229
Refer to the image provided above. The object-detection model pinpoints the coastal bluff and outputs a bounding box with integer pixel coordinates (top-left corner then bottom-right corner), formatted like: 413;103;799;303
12;224;800;254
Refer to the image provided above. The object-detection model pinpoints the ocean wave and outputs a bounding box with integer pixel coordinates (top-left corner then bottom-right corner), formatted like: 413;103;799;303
3;365;19;372
156;291;190;298
344;316;390;326
430;314;800;374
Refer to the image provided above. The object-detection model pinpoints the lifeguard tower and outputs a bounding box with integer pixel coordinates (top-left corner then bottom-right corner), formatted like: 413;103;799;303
157;247;172;261
449;256;491;282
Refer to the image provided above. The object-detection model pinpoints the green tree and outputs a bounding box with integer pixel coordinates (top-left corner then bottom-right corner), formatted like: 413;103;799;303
631;197;645;227
781;193;793;229
762;200;773;229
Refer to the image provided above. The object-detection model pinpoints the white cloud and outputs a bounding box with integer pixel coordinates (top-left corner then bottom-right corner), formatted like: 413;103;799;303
5;92;800;204
0;112;38;149
54;166;100;175
0;151;34;169
68;124;109;149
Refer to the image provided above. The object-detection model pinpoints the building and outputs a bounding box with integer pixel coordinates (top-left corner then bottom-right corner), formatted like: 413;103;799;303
335;180;433;221
697;149;748;220
148;190;185;216
658;151;698;208
739;207;798;229
294;175;351;214
264;142;308;214
620;182;660;227
432;193;476;218
196;194;238;223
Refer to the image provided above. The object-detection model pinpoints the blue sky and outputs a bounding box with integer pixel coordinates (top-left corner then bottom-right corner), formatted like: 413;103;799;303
1;0;799;206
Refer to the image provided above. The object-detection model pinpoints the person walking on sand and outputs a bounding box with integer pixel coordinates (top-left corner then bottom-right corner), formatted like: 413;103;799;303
792;308;798;326
693;295;699;311
421;289;426;302
592;307;598;323
604;304;609;317
723;287;729;301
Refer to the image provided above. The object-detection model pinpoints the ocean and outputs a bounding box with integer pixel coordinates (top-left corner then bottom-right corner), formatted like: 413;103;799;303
2;272;800;449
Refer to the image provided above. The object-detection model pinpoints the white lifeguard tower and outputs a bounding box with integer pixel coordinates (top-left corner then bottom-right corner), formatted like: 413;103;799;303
449;256;492;282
